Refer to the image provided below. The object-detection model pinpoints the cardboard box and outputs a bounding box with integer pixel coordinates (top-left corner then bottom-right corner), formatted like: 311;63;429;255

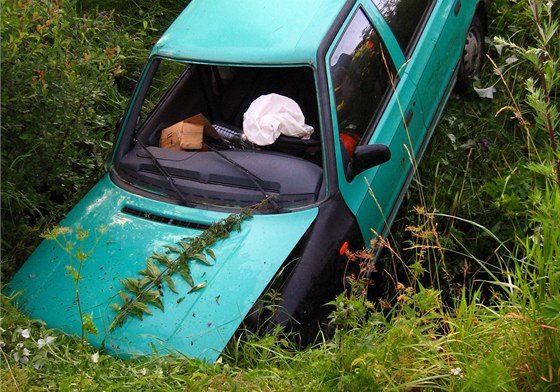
159;114;220;150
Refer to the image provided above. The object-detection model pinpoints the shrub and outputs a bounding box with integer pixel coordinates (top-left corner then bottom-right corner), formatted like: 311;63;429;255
0;0;146;277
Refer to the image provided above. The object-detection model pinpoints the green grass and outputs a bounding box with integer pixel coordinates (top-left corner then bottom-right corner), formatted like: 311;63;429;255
2;0;559;390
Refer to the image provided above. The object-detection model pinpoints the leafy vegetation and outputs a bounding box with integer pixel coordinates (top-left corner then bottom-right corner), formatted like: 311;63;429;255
1;0;134;277
110;208;253;331
0;0;189;278
1;0;558;390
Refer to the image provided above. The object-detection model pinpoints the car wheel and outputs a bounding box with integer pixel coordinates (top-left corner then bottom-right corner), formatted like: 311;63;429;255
455;14;484;93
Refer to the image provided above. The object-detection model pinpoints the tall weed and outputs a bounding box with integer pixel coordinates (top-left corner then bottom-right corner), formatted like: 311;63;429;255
364;0;560;388
0;0;146;277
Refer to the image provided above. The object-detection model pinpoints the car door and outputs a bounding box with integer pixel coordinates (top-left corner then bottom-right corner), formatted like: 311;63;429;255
326;2;427;246
372;0;439;135
374;0;482;155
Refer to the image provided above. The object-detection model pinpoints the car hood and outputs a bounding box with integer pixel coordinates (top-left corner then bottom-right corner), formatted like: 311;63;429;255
7;174;318;362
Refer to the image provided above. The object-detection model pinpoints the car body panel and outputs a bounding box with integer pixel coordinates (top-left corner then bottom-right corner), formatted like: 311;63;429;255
8;174;318;362
338;77;424;243
327;4;424;242
153;0;348;65
409;0;480;127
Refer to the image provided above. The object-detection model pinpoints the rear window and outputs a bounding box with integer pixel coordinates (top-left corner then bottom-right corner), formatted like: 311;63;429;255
373;0;434;55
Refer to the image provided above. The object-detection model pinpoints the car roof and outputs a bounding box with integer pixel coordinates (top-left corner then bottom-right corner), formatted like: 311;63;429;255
151;0;350;65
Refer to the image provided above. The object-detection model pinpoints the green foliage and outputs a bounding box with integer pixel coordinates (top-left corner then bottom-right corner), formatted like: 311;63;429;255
378;0;560;304
76;0;190;93
0;0;146;278
40;224;108;389
110;208;252;331
77;0;189;37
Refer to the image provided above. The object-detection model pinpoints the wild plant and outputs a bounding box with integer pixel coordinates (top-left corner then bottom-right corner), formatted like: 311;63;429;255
40;225;107;390
492;0;559;184
110;208;252;331
0;0;144;279
41;226;107;348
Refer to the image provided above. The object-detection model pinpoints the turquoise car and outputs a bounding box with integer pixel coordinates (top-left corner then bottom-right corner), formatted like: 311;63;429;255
8;0;487;362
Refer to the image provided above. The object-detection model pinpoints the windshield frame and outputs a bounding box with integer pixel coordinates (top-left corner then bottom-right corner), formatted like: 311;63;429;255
111;57;331;213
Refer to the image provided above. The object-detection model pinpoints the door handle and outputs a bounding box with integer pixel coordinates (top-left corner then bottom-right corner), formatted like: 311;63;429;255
405;109;414;127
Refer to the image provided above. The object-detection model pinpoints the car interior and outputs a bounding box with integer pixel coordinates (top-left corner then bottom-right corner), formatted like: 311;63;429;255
116;63;325;209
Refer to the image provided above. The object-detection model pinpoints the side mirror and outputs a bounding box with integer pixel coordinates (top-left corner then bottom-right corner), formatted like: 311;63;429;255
347;144;391;179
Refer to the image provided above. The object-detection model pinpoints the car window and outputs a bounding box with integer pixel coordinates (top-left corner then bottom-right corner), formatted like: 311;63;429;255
330;8;397;147
372;0;434;56
138;59;189;130
116;59;325;209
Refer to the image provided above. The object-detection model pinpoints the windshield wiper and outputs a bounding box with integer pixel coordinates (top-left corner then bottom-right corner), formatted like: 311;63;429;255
136;139;193;207
208;146;282;212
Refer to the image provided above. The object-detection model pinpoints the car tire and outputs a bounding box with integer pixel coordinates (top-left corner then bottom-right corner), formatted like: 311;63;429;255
455;13;484;93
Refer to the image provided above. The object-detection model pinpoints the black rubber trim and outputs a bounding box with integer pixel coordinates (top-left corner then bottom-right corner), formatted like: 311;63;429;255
121;206;211;230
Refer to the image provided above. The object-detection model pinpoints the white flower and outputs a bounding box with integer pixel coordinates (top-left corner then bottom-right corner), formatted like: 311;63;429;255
449;367;464;378
505;55;518;65
13;347;31;365
494;43;504;55
37;336;56;349
91;352;100;363
20;329;31;339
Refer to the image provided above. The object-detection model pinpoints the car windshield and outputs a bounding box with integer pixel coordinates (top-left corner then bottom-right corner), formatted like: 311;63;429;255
114;58;324;211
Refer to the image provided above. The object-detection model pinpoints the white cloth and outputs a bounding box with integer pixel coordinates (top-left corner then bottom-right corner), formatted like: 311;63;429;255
243;93;314;146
